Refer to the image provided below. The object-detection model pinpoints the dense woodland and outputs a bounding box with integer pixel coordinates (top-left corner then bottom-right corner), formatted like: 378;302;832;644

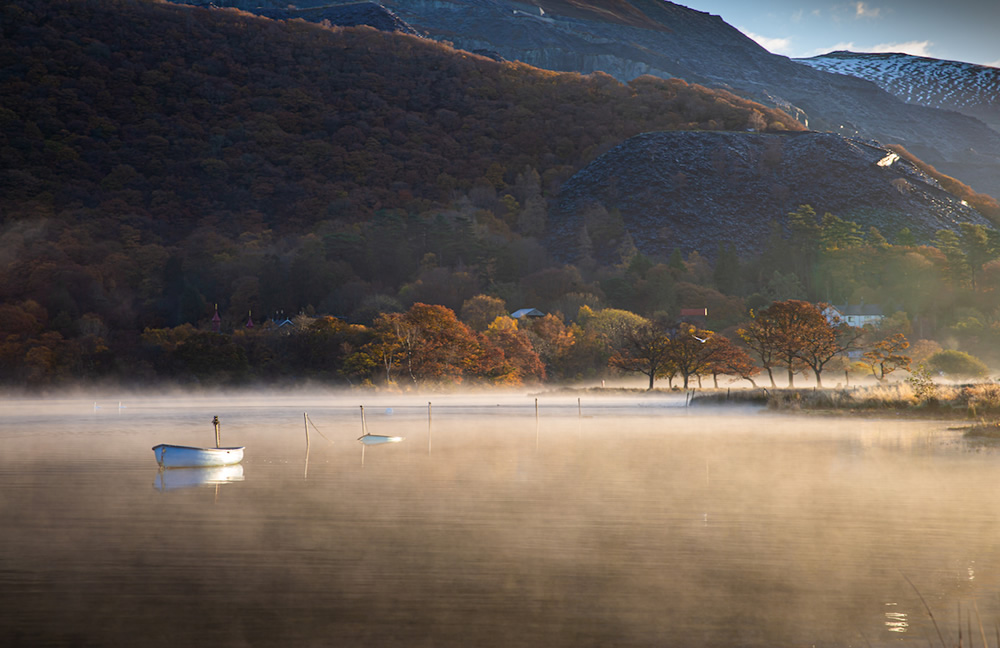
3;0;1000;389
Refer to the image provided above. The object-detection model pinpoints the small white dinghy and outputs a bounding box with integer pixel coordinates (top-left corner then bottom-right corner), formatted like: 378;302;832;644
152;443;245;468
153;416;244;469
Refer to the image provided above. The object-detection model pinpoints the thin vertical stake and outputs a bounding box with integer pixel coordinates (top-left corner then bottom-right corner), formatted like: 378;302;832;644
578;397;581;418
303;413;311;480
427;401;432;455
535;398;539;451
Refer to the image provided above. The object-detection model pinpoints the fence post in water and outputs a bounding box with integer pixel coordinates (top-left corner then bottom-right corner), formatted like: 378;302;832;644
427;401;432;455
359;405;368;467
213;415;221;448
578;397;581;418
303;413;311;480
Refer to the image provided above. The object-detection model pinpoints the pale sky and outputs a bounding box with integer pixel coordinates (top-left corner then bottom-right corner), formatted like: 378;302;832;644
678;0;1000;67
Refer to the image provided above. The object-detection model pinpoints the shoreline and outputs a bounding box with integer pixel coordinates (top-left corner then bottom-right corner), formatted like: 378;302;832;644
541;384;1000;438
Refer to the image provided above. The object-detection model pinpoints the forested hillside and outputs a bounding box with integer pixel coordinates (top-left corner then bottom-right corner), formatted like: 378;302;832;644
3;0;1000;389
0;0;796;314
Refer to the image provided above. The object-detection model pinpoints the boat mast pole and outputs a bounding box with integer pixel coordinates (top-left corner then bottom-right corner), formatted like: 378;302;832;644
213;415;221;448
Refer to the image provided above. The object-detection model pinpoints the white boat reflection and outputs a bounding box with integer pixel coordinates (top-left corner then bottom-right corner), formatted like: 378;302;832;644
154;464;245;492
358;433;404;446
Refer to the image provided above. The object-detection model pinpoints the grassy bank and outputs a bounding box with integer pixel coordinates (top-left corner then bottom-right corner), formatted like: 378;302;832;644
541;383;1000;441
693;383;1000;416
692;383;1000;442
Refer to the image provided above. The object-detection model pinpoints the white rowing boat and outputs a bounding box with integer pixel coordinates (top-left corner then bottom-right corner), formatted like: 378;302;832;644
153;415;244;469
152;443;245;468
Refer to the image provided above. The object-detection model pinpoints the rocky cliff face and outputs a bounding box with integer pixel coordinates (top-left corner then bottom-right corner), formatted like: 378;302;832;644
549;131;993;263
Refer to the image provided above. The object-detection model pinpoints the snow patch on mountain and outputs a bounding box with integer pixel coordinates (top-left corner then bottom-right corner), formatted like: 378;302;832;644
795;51;1000;131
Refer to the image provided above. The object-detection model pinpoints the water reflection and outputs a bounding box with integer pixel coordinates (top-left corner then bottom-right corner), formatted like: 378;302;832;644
884;602;908;633
153;464;245;491
2;394;999;648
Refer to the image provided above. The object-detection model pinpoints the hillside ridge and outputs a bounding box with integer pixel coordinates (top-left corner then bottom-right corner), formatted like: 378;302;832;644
550;130;993;263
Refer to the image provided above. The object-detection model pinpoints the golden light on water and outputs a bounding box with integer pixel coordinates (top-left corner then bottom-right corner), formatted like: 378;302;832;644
2;391;1000;647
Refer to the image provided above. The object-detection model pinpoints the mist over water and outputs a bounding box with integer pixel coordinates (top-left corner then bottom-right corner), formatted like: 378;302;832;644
2;392;999;647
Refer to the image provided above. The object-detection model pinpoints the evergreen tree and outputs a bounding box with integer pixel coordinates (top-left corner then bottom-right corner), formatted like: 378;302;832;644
668;247;686;273
895;227;917;247
867;227;889;249
786;205;821;292
713;242;741;295
959;223;992;290
934;229;969;287
819;212;864;251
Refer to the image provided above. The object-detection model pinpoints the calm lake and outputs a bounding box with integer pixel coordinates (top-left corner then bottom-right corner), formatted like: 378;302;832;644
1;392;998;647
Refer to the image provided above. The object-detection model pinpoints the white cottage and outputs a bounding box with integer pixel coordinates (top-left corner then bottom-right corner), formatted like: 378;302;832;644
824;303;885;328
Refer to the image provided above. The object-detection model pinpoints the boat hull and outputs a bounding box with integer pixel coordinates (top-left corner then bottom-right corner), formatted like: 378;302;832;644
153;443;245;468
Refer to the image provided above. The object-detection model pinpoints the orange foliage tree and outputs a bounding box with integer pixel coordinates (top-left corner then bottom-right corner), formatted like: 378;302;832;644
704;336;761;388
369;303;484;387
608;320;672;390
863;333;911;382
482;317;545;386
738;300;846;387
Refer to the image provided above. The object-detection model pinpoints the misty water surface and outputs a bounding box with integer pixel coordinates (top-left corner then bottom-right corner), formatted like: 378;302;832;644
1;392;999;647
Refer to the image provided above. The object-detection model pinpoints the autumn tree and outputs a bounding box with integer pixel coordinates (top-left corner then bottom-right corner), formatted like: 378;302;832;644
705;336;761;388
796;305;864;387
584;307;648;351
738;300;832;387
664;322;719;389
384;303;484;387
348;315;405;386
481;316;545;385
737;308;782;387
521;313;577;380
608;319;673;390
460;294;508;332
862;333;911;382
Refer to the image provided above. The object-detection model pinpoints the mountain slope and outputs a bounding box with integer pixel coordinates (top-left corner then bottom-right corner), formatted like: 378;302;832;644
0;0;800;243
347;0;1000;201
0;0;813;333
550;131;993;263
796;51;1000;132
